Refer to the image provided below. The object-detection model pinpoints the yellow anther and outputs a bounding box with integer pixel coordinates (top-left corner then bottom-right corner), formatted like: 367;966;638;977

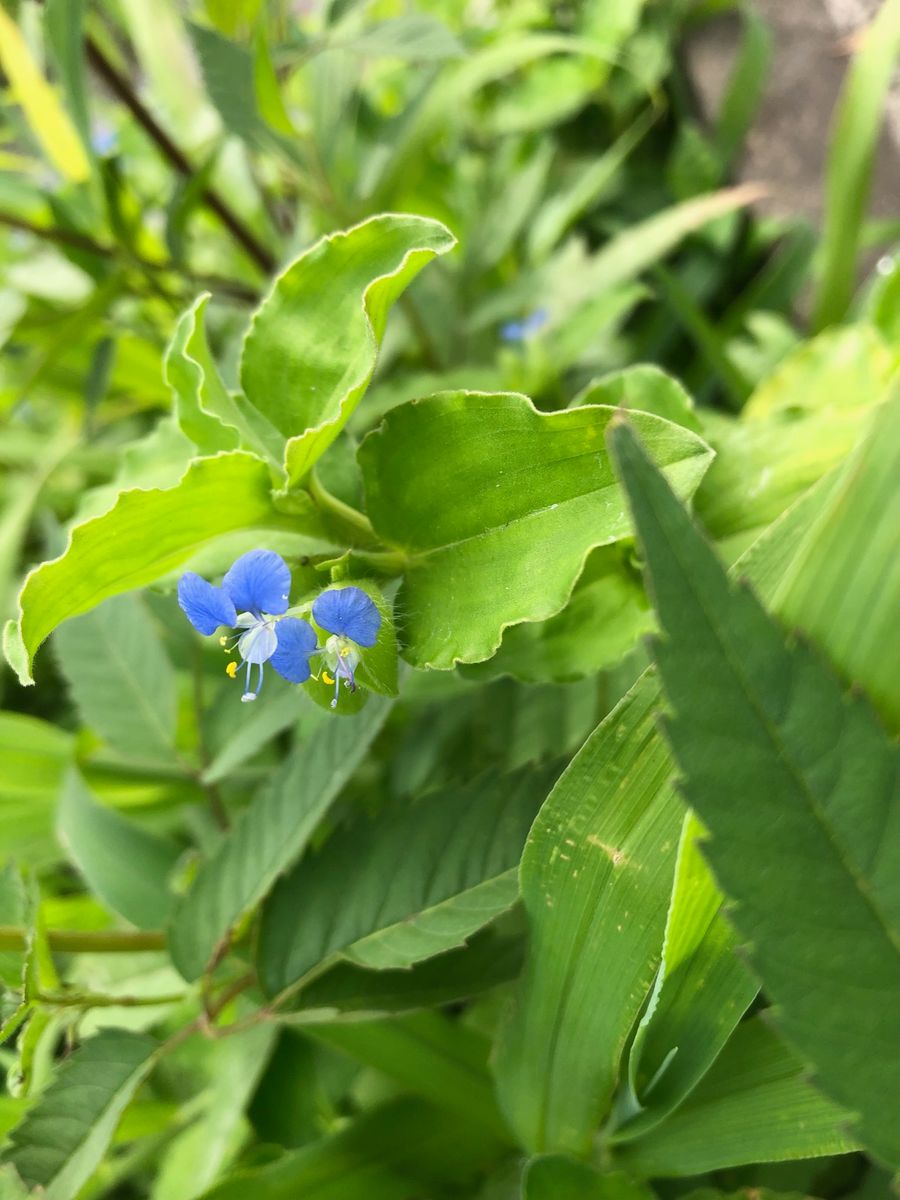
225;661;238;679
322;670;334;685
218;636;228;647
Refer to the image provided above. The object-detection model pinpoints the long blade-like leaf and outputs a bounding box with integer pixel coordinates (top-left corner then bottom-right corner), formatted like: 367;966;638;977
610;419;900;1168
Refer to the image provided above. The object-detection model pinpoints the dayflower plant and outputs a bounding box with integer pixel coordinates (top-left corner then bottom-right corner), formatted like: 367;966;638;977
178;549;316;703
312;586;382;708
177;550;382;709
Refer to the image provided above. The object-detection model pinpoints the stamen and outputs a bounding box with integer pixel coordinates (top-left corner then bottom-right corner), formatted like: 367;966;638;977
225;661;238;679
322;670;334;685
218;636;228;647
241;659;257;703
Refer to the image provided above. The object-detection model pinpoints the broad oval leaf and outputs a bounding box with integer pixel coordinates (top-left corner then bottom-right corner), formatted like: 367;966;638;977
611;419;900;1169
240;213;456;486
6;452;307;684
6;1029;158;1200
358;391;713;669
169;696;393;981
258;762;560;995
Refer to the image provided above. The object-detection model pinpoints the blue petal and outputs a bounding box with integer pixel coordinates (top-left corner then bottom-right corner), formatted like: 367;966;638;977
270;617;318;684
312;586;381;647
178;573;237;636
223;550;291;616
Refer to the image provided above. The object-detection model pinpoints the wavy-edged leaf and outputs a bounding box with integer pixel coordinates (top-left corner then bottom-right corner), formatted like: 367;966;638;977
611;419;900;1168
54;594;177;762
359;392;713;669
57;769;180;930
165;294;258;457
169;696;393;981
259;761;558;993
240;214;456;486
6;1029;158;1200
460;546;652;684
493;673;683;1155
6;452;302;684
614;1019;857;1178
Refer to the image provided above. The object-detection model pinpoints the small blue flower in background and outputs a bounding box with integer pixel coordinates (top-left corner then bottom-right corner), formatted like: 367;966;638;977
500;307;549;343
312;586;381;709
178;549;316;703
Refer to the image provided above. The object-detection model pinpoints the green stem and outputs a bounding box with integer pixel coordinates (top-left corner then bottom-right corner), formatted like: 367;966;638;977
0;927;166;953
307;470;381;549
37;989;186;1009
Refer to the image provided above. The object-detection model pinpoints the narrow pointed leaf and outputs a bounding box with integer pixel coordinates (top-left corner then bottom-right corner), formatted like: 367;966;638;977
6;1029;158;1200
615;1019;858;1178
610;419;900;1168
258;762;559;993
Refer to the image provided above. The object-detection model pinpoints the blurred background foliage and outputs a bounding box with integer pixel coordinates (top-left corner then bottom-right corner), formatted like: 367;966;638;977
0;0;898;1197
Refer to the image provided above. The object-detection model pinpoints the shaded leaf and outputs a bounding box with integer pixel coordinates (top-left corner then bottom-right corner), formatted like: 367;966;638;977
6;1029;158;1200
615;1019;857;1177
259;762;558;993
57;769;180;930
54;594;177;762
524;1156;654;1200
611;419;900;1168
169;696;393;981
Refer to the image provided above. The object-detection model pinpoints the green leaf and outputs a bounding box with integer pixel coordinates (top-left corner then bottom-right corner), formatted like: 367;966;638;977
0;6;90;183
152;1026;276;1200
771;391;900;731
201;689;315;786
493;674;683;1156
306;1011;506;1136
614;1018;857;1178
523;1157;654;1200
164;294;266;458
54;594;178;762
341;15;465;62
610;419;900;1168
358;393;712;669
57;769;180;930
572;365;702;433
43;0;92;163
460;547;652;684
240;214;456;486
6;1028;158;1200
289;929;524;1019
198;1096;499;1200
7;452;300;684
188;21;271;147
696;325;896;542
169;696;393;981
0;714;72;866
813;0;900;328
259;761;558;992
613;811;756;1141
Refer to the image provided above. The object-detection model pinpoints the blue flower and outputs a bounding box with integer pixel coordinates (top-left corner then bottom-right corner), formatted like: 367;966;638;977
500;307;549;343
312;586;381;709
178;549;317;703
